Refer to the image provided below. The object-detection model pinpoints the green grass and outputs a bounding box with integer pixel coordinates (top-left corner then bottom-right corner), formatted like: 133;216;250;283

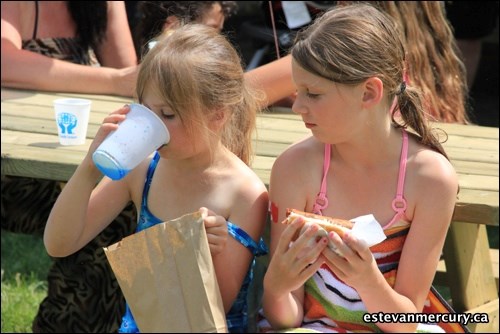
1;231;53;333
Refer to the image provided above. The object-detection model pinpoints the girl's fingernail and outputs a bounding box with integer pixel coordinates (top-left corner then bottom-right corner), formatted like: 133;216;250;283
309;225;318;235
344;232;352;244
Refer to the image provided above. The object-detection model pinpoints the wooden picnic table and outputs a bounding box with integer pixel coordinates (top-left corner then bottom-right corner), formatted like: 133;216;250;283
2;87;499;331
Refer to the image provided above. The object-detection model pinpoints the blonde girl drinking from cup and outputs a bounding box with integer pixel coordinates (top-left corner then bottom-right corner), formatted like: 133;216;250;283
261;4;458;333
44;24;268;333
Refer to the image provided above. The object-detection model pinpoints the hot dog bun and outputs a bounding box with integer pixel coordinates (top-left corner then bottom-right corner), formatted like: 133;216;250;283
285;209;353;237
284;209;354;256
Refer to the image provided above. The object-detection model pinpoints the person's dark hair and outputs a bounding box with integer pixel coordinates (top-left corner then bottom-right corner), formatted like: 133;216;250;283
135;1;237;57
292;3;449;159
66;1;108;51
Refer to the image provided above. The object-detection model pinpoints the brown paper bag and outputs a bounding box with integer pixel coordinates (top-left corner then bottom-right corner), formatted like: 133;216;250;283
104;211;228;333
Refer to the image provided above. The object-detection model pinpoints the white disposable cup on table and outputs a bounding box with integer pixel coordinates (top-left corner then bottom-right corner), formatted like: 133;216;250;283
92;103;170;181
53;98;92;145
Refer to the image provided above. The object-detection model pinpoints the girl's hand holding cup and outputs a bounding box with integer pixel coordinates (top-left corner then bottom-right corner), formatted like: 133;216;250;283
89;105;131;155
91;103;170;180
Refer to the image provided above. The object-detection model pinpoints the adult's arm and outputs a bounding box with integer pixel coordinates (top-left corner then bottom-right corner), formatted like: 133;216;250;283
0;2;137;96
95;1;137;68
245;55;295;107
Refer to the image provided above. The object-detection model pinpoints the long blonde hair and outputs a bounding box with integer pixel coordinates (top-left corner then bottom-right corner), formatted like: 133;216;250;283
136;24;262;165
292;4;449;158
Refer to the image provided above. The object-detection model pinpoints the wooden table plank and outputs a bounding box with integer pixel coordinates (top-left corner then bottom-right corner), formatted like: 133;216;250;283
256;123;499;152
1;142;85;181
252;136;499;166
3;124;498;226
3;113;498;165
1;113;105;138
451;160;499;177
3;103;499;147
3;127;498;181
260;111;500;139
2;87;498;228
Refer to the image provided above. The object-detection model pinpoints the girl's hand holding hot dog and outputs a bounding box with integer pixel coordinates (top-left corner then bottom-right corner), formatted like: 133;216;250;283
283;209;383;289
263;215;329;327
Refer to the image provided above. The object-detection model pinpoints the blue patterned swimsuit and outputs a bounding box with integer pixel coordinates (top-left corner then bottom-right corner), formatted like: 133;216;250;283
119;152;268;333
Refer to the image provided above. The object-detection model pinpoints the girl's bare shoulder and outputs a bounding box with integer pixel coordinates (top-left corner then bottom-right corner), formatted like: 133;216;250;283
407;138;458;195
273;136;322;174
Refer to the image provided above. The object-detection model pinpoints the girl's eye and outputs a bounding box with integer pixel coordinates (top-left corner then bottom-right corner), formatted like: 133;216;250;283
306;92;320;99
162;113;175;119
160;109;175;119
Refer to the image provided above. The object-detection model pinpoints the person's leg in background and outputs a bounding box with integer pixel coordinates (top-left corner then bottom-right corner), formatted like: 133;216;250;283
32;202;137;333
1;175;137;333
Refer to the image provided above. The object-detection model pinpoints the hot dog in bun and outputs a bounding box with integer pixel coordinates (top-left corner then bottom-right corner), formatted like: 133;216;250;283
284;209;354;256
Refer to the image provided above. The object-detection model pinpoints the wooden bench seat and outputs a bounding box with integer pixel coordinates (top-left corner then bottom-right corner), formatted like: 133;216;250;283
434;248;499;291
466;298;500;333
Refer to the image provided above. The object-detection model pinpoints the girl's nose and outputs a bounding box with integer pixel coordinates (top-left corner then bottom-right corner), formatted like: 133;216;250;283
291;95;306;115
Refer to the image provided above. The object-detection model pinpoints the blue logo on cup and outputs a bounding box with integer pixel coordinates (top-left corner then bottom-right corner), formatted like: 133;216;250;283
57;113;78;135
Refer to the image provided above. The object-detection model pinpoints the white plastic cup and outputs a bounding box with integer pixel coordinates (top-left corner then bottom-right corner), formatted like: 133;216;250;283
92;103;170;180
53;98;92;145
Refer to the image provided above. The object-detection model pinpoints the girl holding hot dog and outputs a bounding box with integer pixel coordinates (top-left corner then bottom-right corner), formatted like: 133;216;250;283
261;4;458;333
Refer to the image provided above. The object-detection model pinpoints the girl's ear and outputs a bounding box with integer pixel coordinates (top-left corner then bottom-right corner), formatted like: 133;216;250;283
361;77;384;108
209;110;227;130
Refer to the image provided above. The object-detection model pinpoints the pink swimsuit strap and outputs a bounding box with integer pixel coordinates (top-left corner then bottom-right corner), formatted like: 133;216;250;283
312;144;331;215
313;129;409;228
